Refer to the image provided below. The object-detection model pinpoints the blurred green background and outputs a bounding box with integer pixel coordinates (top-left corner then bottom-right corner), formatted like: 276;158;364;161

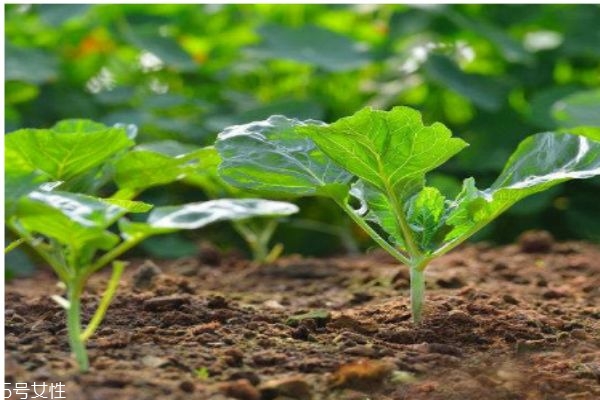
5;4;600;269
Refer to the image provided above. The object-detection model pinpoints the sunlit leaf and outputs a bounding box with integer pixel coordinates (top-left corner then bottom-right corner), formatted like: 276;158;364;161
148;199;299;230
15;191;126;250
216;116;352;198
114;148;201;192
300;106;467;198
442;131;600;251
5;120;133;181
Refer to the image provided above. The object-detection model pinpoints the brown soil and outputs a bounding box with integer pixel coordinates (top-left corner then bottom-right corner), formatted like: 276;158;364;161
5;232;600;400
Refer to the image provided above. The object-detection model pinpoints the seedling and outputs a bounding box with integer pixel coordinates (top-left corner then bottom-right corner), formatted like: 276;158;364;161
135;142;297;263
5;120;299;371
216;106;600;323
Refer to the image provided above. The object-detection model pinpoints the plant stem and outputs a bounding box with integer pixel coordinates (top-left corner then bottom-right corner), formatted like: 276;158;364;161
385;183;421;259
4;237;25;254
80;261;126;342
66;283;89;372
232;219;278;263
338;201;411;265
409;265;426;324
87;236;145;276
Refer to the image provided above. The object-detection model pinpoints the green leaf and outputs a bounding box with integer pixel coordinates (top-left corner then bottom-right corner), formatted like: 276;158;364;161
6;81;40;104
124;26;196;72
216;116;352;198
424;55;510;111
36;4;91;26
552;89;600;128
135;140;198;157
5;44;58;84
528;85;581;129
5;171;48;217
350;180;405;248
24;191;129;229
114;148;200;192
566;126;600;142
442;131;600;251
5;119;133;181
118;219;176;241
148;199;299;230
102;199;153;213
300;106;467;199
250;24;371;72
15;191;124;250
182;146;238;198
405;187;447;251
445;9;532;64
205;99;325;133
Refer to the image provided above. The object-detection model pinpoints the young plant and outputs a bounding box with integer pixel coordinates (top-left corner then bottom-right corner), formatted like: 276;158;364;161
216;107;600;323
126;141;297;263
5;120;299;371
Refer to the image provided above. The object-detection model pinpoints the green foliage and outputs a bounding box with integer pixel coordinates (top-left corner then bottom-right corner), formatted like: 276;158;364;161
217;116;352;197
5;120;132;184
216;106;600;322
4;118;299;371
6;4;599;244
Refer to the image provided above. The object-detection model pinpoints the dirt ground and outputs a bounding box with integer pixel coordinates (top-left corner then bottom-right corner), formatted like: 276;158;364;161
5;231;600;400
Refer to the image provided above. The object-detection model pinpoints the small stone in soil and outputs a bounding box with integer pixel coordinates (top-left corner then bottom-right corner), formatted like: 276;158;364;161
131;260;162;290
178;380;195;393
222;347;245;367
447;309;477;326
436;276;465;289
518;230;554;253
143;295;190;311
206;295;229;309
349;291;374;305
502;294;520;305
329;359;395;391
218;379;260;400
542;288;570;299
329;315;378;334
228;371;260;386
260;376;312;400
570;329;588;340
198;242;222;266
141;355;170;368
291;325;312;341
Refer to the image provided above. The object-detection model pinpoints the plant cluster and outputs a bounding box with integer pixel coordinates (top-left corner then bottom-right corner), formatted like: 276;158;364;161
6;4;600;245
5;107;600;372
216;106;600;322
5;120;298;371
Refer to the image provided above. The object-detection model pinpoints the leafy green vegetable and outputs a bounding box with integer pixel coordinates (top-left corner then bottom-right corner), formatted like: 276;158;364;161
216;106;600;323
